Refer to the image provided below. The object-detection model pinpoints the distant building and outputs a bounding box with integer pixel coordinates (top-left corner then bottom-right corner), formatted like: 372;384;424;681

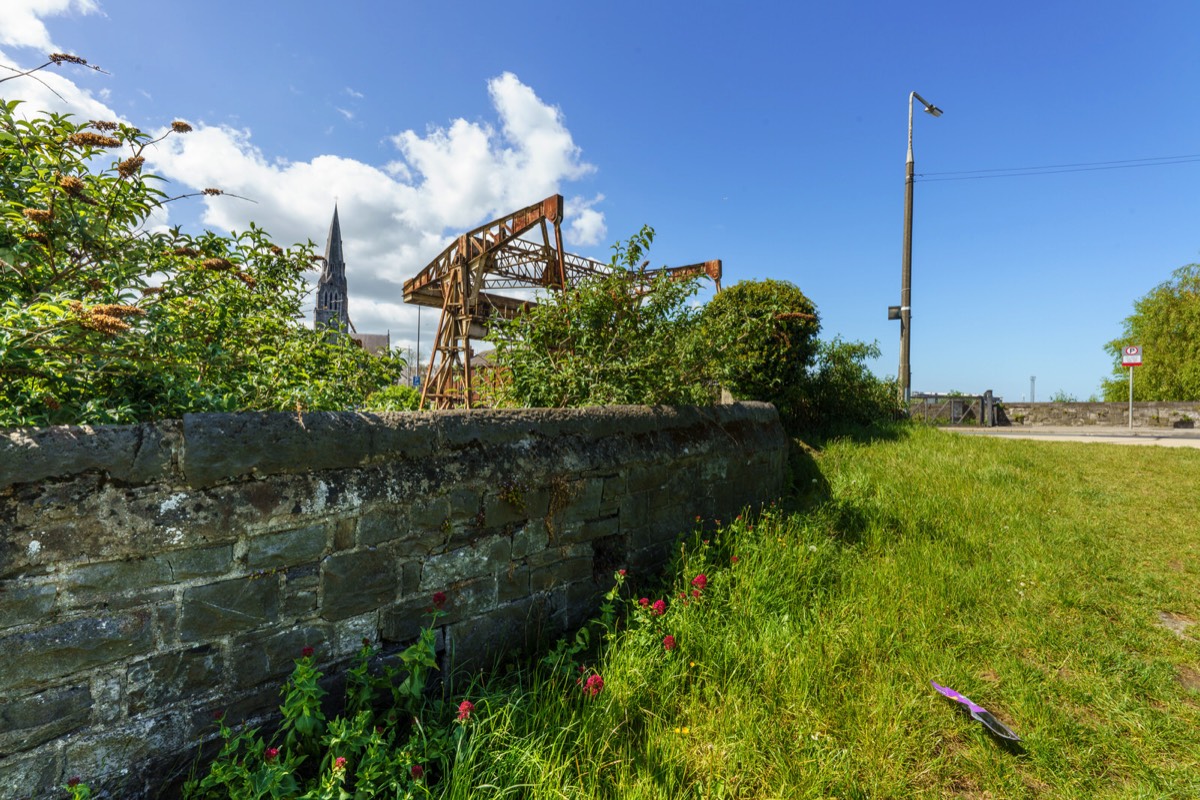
314;205;390;354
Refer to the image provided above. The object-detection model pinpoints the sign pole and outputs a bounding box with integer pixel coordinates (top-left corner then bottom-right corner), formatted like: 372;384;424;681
1128;366;1134;430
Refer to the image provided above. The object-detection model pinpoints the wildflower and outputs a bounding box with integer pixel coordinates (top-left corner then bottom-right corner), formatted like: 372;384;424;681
301;646;314;658
22;208;52;223
691;589;701;598
730;556;739;563
265;747;279;762
808;545;817;552
639;597;650;607
333;756;347;772
212;710;225;721
663;635;676;651
411;764;425;780
691;574;707;591
117;156;144;177
171;120;194;133
678;592;686;600
457;700;475;721
583;674;604;697
432;591;447;609
67;777;82;787
617;569;627;577
68;131;120;148
652;599;666;616
673;726;690;735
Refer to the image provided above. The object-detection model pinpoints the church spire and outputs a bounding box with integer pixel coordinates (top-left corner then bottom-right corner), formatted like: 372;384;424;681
314;204;349;331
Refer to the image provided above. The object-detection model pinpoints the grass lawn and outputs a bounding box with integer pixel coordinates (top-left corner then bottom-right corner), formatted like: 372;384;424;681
446;425;1200;799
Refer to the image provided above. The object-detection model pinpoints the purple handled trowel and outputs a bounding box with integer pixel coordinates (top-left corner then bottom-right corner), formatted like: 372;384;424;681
930;681;1022;742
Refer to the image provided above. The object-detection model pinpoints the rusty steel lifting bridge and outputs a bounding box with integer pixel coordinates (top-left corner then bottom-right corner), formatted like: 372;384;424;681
402;194;722;409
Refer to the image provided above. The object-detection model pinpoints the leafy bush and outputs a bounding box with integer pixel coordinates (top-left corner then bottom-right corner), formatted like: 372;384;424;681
0;100;403;426
791;337;903;432
486;226;712;407
699;279;821;422
363;383;423;412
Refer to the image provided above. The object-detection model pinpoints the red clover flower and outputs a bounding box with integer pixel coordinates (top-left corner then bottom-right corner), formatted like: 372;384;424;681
333;756;347;772
301;646;314;658
411;764;425;780
692;574;708;591
432;591;447;609
265;747;279;762
457;700;475;721
639;597;650;607
663;635;677;651
652;599;667;616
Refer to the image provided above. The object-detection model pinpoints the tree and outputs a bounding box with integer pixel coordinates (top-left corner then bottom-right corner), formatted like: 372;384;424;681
1101;264;1200;401
0;99;404;426
699;279;820;424
485;226;713;408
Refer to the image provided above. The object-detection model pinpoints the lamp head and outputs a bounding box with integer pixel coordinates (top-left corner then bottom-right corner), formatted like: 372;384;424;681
924;104;943;118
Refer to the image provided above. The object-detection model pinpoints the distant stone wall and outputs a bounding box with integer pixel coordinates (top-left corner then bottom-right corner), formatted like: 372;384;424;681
998;401;1200;428
0;404;787;799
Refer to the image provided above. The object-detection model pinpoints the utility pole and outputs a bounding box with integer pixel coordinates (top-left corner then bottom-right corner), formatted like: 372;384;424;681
1030;375;1036;403
898;91;943;405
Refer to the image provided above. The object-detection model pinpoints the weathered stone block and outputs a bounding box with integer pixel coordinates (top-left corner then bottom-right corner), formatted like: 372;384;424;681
530;556;592;592
558;514;620;545
511;522;549;559
0;683;92;756
419;536;510;590
321;548;398;621
0;419;179;492
126;644;223;714
180;577;279;641
0;748;61;800
558;478;604;524
245;524;328;570
60;557;172;605
160;543;235;581
381;576;496;643
0;611;154;689
233;623;330;688
0;580;56;630
445;597;548;671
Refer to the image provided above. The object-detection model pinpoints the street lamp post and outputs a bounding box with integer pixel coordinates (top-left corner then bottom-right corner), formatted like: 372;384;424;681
898;91;942;405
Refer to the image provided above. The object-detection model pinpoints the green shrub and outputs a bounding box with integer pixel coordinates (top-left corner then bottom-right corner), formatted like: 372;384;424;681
363;383;422;412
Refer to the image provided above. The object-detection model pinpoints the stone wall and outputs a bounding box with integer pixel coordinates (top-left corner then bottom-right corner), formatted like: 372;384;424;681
0;404;787;799
997;401;1200;428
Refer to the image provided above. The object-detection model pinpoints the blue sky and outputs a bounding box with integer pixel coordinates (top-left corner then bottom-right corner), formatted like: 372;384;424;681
4;1;1199;401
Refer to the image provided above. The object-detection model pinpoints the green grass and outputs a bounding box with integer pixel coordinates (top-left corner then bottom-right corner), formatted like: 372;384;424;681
445;425;1200;799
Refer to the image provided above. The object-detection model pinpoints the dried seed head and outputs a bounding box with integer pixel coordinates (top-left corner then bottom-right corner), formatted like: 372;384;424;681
80;312;130;334
22;208;53;224
90;120;119;131
86;278;106;291
141;286;164;295
58;175;85;194
117;156;145;178
49;53;88;65
201;188;223;196
172;246;199;257
235;271;257;288
201;257;234;271
22;231;49;244
92;303;146;318
68;300;83;312
270;245;283;255
43;394;62;411
309;254;326;262
170;120;193;134
68;132;121;148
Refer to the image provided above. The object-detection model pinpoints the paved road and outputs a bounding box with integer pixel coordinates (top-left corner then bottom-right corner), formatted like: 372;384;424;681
940;425;1200;448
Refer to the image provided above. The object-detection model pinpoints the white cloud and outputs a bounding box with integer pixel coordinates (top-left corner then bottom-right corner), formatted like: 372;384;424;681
565;193;607;247
0;0;100;51
335;107;354;121
142;72;601;340
344;87;364;99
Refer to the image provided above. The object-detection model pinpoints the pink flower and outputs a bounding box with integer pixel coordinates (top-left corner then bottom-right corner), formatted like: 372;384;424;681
432;591;447;609
301;646;314;658
730;556;739;563
67;778;81;788
457;700;475;721
692;574;708;590
663;635;677;651
265;747;279;762
583;674;605;697
333;756;348;772
639;597;650;607
692;588;702;598
411;764;425;780
618;569;627;577
652;599;667;616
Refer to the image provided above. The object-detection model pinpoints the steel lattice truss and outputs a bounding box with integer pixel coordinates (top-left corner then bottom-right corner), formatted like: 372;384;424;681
403;194;721;409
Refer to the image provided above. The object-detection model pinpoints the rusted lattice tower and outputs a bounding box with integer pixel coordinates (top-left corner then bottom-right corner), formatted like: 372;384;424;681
403;194;721;409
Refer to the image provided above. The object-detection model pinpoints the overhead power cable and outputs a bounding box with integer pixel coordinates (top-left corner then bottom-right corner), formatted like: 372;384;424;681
917;153;1200;182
